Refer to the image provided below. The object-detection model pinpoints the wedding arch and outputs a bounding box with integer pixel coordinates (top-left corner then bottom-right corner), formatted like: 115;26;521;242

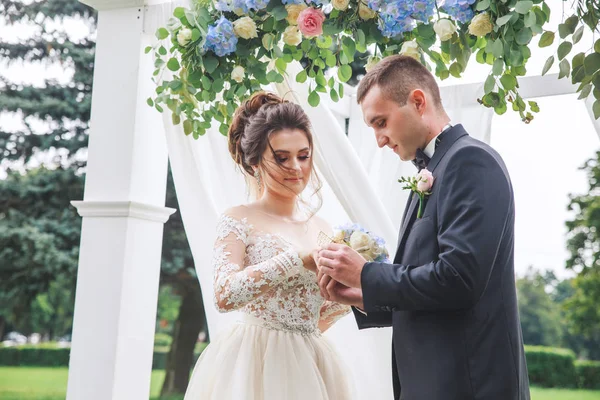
68;0;600;399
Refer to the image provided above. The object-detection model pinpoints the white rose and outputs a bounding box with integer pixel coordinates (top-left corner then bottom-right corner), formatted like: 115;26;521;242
231;66;245;83
365;56;381;72
177;28;193;47
333;230;346;243
233;16;258;40
349;231;373;252
469;12;493;37
283;25;302;46
358;1;376;20
400;40;421;61
433;19;457;42
286;4;308;25
332;0;350;11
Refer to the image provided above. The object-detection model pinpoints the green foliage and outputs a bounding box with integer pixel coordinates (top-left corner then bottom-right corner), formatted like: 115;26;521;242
565;151;600;345
517;267;563;347
525;346;578;388
576;360;600;389
0;0;96;168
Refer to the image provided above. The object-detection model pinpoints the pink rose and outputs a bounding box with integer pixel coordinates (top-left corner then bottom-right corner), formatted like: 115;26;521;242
297;7;325;38
416;169;434;192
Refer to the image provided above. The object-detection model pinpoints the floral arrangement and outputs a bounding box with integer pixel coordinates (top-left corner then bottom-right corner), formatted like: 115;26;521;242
147;0;600;138
327;223;390;263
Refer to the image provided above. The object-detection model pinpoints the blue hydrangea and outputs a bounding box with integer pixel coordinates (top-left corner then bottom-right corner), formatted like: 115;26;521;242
444;3;474;23
368;0;384;9
282;0;307;4
247;0;270;10
214;0;233;12
411;0;436;21
443;0;476;23
308;0;330;5
378;14;415;37
204;16;238;57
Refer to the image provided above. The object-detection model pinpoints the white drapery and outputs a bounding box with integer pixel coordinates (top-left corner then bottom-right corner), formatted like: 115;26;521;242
150;3;493;398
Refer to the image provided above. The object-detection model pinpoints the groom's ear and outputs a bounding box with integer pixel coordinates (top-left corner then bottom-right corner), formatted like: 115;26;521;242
409;89;427;115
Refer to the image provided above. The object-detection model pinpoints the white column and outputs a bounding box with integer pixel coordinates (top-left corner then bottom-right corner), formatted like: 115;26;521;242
68;2;174;400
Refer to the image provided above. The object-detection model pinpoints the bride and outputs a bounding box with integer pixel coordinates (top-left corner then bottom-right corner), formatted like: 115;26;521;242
183;91;355;400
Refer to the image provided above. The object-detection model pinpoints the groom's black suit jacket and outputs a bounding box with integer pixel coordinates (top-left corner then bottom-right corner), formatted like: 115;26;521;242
353;125;530;400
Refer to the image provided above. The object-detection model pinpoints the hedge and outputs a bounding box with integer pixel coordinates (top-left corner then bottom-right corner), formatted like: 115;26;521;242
575;360;600;389
0;342;208;370
524;345;578;388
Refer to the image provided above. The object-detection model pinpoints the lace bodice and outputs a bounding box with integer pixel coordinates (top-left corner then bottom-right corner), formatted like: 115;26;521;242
212;212;350;336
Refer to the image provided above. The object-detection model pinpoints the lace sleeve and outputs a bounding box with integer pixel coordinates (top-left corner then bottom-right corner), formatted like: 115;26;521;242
318;301;351;332
213;214;303;313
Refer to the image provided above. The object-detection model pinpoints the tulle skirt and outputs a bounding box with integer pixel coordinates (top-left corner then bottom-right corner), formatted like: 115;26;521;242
184;314;355;400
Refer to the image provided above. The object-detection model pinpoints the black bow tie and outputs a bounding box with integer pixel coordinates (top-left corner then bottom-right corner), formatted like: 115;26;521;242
411;128;449;171
412;148;430;171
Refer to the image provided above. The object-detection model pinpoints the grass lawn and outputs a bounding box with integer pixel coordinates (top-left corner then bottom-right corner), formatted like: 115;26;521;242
0;367;179;400
0;366;599;399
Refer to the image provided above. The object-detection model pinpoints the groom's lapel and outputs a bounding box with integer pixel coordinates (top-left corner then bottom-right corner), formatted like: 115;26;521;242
394;125;469;257
396;191;415;249
396;193;420;254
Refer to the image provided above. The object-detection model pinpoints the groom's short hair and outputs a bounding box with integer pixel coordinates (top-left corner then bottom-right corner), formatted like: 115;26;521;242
357;55;443;109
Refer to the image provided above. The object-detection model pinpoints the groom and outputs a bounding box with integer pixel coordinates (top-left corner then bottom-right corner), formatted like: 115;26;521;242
317;55;530;400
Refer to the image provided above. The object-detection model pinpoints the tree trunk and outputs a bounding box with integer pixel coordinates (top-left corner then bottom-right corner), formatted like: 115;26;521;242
160;282;206;396
0;316;5;341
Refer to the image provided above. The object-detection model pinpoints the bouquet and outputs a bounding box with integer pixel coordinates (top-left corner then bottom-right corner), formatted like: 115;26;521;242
318;223;390;263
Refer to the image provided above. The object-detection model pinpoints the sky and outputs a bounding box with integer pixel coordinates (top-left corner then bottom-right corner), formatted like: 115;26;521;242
1;0;597;280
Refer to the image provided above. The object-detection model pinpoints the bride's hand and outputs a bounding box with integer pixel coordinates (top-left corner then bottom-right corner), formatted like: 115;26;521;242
299;249;319;273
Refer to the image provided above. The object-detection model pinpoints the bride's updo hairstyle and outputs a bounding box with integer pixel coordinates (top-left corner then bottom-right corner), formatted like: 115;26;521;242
227;91;322;215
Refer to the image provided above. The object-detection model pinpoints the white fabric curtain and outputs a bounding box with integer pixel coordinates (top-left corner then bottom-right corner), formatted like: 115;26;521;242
148;3;493;398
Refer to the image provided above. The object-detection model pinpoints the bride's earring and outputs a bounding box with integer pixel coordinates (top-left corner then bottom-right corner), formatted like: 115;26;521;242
254;169;262;190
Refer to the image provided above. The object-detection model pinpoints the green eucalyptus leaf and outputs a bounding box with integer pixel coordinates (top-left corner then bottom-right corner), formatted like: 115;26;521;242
484;74;496;93
579;83;593;99
156;28;169;40
167;58;180;71
558;58;570;79
584;53;600;75
493;58;504;76
500;73;517;90
516;28;533;45
476;0;490;11
542;55;554;75
338;64;352;82
573;26;584;44
203;56;218;74
594;100;600;119
515;1;533;14
538;31;555;47
557;41;572;60
496;14;514;27
308;90;320;107
296;70;308;83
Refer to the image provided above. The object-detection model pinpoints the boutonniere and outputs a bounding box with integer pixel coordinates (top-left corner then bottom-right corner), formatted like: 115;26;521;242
398;169;434;219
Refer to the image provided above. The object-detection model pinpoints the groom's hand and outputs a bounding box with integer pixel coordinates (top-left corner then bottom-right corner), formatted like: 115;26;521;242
325;282;364;308
318;243;365;289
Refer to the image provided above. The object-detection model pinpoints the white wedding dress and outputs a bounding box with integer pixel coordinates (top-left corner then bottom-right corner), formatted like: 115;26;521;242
184;209;355;400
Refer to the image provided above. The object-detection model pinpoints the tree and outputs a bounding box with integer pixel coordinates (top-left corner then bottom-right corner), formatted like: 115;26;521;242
516;267;563;347
0;0;95;169
565;150;600;352
0;167;84;337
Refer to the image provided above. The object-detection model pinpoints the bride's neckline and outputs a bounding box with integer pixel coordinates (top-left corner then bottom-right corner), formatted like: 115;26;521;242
241;204;310;225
